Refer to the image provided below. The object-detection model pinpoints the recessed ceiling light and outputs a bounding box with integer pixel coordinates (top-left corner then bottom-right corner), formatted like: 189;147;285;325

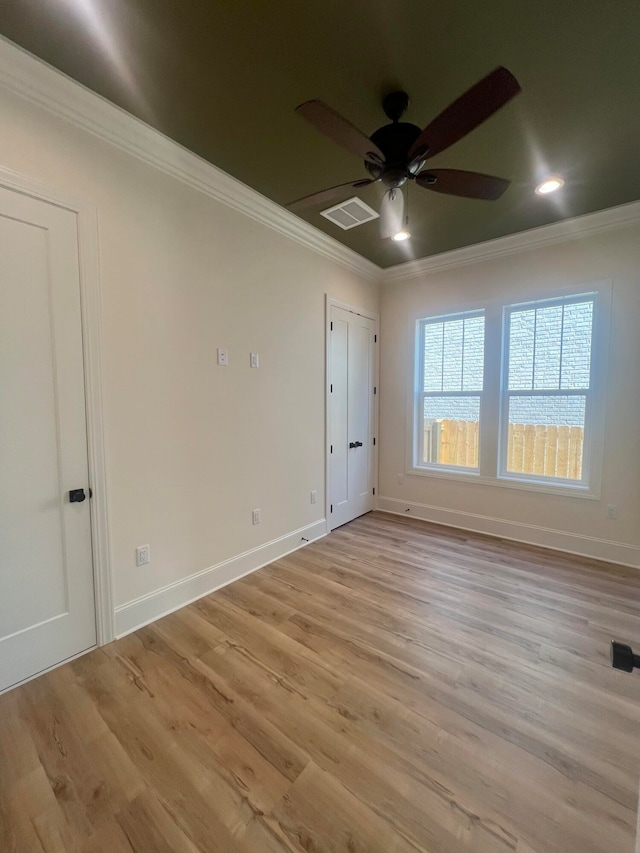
535;176;565;195
392;229;411;242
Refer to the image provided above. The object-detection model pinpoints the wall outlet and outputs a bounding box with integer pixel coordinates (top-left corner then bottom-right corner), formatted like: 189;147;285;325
310;490;318;504
217;347;228;366
252;508;261;525
250;352;259;368
607;504;618;519
136;544;150;566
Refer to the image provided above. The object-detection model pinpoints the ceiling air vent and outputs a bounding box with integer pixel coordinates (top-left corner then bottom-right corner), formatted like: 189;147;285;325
319;196;379;230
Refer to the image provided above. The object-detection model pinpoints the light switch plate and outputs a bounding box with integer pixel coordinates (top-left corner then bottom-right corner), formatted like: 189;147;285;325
250;352;259;368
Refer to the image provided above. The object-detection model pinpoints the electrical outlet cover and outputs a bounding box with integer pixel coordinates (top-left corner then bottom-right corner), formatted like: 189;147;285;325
136;545;150;566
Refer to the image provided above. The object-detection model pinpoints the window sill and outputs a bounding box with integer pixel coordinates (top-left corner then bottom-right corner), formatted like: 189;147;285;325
408;465;599;499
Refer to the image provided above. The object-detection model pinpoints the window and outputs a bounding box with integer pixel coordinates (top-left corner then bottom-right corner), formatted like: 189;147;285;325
501;296;594;485
417;311;485;469
413;287;607;495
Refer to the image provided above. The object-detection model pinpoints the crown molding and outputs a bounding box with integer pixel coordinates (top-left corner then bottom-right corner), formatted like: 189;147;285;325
382;199;640;284
3;37;639;288
0;36;381;283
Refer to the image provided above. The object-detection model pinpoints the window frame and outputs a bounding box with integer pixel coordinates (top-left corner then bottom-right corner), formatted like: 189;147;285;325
498;293;597;490
414;309;485;474
409;282;611;498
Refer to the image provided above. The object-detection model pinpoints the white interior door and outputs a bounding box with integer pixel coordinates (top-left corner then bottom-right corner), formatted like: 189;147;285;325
0;185;96;693
329;305;376;530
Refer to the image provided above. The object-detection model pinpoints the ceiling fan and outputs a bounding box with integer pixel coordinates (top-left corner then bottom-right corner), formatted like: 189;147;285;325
288;67;521;237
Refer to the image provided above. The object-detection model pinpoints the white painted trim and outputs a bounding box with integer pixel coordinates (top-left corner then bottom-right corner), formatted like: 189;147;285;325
382;200;640;283
0;643;97;697
114;519;327;638
406;280;612;502
326;297;380;322
325;297;379;532
0;36;380;283
3;35;640;291
635;781;640;853
405;465;600;500
0;166;114;645
77;200;115;645
375;496;640;569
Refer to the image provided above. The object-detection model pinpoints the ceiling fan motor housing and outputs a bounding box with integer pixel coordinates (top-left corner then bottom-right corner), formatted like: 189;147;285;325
365;122;424;187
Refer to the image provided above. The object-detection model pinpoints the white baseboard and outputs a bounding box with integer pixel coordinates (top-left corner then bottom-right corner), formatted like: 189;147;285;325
114;519;327;638
375;496;640;569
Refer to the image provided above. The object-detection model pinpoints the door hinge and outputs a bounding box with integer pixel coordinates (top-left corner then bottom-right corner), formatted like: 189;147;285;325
330;444;333;453
373;487;376;496
330;504;333;513
330;383;333;393
330;321;333;331
374;334;377;343
373;437;376;446
373;386;377;395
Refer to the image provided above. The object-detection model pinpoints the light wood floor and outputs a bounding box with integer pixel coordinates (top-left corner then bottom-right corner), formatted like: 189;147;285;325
2;512;640;852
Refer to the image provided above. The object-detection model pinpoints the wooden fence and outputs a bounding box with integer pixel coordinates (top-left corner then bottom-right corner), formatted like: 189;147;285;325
424;420;584;479
424;419;479;468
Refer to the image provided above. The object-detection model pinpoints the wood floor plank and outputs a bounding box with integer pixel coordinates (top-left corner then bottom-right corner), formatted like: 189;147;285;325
2;511;640;852
202;642;519;853
82;820;134;853
271;761;427;853
328;669;635;853
114;789;202;853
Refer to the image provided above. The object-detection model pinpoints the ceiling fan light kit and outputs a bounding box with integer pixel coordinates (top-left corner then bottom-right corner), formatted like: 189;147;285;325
380;187;405;237
380;186;412;242
289;66;522;241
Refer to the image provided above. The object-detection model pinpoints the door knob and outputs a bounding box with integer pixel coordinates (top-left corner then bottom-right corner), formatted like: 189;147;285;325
611;641;640;673
349;441;363;449
69;488;86;503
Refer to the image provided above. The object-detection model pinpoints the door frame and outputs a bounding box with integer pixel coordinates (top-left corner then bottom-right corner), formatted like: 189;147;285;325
0;166;114;648
635;780;640;853
325;296;380;532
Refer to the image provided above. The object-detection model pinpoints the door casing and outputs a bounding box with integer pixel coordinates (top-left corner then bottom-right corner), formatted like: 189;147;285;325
0;167;113;685
325;296;379;532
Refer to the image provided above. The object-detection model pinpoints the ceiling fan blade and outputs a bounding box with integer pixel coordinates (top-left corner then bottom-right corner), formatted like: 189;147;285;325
296;100;385;167
408;67;521;163
417;169;510;200
286;178;376;210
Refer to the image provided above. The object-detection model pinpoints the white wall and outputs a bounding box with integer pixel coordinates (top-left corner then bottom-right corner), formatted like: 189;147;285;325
3;41;639;651
378;221;640;566
0;83;379;632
